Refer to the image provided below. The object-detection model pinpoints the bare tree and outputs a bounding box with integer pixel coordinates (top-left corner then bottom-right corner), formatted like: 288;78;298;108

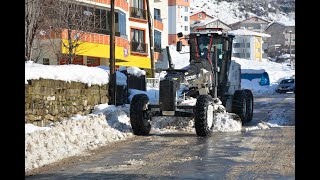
42;0;103;64
25;0;46;61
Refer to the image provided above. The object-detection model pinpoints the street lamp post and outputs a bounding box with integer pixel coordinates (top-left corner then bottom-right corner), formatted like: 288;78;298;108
288;30;293;69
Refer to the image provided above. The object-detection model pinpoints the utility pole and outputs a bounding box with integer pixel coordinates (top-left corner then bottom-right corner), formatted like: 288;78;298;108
109;0;116;105
146;0;155;77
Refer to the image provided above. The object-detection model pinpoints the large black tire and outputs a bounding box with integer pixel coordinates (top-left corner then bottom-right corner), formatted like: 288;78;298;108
232;90;248;123
194;95;214;137
243;89;254;122
130;94;151;135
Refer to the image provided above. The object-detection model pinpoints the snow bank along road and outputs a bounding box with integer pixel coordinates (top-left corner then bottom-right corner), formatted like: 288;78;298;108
26;94;295;179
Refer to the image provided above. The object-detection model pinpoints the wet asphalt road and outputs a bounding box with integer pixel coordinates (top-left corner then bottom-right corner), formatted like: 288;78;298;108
26;93;295;179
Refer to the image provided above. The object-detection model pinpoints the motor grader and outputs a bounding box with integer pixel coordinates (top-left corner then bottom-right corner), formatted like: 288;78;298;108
130;28;253;136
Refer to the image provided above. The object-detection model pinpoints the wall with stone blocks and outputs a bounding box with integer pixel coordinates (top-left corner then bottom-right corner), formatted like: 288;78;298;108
25;79;108;126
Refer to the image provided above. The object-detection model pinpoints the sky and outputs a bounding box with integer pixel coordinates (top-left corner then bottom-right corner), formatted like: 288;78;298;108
25;47;295;173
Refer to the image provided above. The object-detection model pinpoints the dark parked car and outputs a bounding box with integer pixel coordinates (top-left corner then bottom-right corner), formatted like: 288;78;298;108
276;78;295;93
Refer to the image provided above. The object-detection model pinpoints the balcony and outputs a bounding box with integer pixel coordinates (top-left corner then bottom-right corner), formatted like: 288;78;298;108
130;7;147;20
93;0;128;11
154;19;163;31
131;41;148;54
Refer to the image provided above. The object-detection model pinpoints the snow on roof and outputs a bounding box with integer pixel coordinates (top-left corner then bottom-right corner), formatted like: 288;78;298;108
228;29;271;37
278;21;295;27
231;15;271;26
278;54;295;59
265;20;295;30
25;61;109;86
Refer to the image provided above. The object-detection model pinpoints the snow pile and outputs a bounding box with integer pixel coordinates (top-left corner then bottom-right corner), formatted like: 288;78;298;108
151;112;242;133
119;66;146;77
152;117;195;133
115;71;127;86
25;124;51;134
241;79;278;95
96;65;127;86
25;107;133;172
266;109;294;127
233;57;295;84
25;62;109;86
126;66;146;77
212;113;242;132
93;104;132;133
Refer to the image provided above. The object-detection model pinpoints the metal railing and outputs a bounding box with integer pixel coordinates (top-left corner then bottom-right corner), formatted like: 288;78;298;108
146;78;160;89
130;7;147;20
131;41;148;54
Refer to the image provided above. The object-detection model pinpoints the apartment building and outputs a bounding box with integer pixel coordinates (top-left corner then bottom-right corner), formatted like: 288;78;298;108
230;16;270;33
229;29;271;62
34;0;168;71
264;21;295;54
168;0;190;45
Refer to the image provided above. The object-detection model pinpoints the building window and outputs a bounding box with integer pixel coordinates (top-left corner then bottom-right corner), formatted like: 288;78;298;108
198;13;202;18
59;54;83;65
184;16;188;21
87;56;100;67
184;26;189;31
185;7;188;12
154;8;162;22
234;53;240;58
43;58;49;65
119;12;127;38
256;48;260;53
130;0;146;20
246;43;250;48
154;30;161;52
246;53;250;58
234;43;240;48
73;55;83;65
131;28;147;53
253;24;261;29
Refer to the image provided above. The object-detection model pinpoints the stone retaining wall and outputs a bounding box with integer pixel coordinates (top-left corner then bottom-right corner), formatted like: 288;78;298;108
25;79;108;126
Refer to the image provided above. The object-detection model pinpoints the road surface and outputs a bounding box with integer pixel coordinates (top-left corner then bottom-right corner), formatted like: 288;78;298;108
26;93;295;179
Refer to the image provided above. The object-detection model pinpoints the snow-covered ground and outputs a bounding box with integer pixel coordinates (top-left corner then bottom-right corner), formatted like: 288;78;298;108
190;0;295;25
233;57;295;95
25;45;295;172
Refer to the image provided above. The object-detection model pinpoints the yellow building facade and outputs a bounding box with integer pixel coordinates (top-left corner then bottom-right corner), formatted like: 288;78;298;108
35;0;166;70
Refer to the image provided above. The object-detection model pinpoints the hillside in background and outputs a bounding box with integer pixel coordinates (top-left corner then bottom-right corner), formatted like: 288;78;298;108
190;0;295;25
